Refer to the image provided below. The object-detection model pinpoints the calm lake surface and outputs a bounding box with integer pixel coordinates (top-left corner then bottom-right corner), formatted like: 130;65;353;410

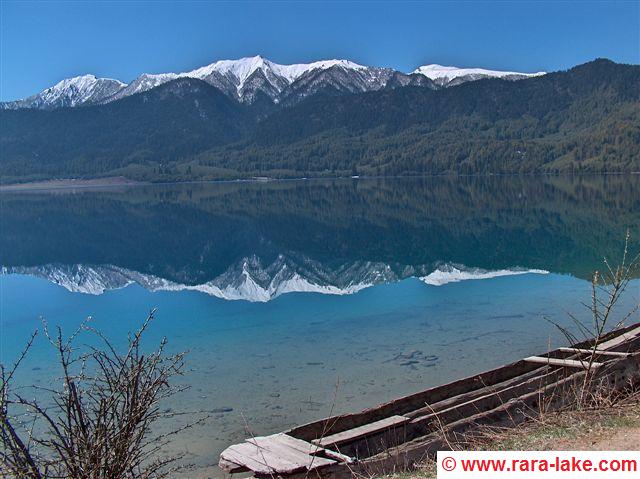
1;175;639;474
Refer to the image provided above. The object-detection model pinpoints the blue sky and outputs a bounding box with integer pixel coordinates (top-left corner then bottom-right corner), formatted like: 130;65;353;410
1;0;638;101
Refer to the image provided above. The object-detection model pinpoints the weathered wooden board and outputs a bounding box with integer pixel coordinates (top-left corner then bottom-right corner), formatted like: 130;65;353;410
598;325;640;350
312;415;409;448
404;365;557;419
559;347;632;357
246;435;336;469
221;433;342;475
221;441;306;475
260;434;354;463
408;367;568;434
524;356;603;368
248;433;319;454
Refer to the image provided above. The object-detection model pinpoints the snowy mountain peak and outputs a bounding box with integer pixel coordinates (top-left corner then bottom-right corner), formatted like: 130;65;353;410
186;56;367;89
413;64;546;86
188;55;270;84
274;58;368;79
1;74;128;110
51;74;126;90
130;72;179;93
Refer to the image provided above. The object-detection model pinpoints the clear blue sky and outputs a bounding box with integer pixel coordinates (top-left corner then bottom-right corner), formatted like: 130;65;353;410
1;0;638;101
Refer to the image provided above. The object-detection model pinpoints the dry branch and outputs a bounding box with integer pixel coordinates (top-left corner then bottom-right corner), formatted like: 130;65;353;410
1;310;207;479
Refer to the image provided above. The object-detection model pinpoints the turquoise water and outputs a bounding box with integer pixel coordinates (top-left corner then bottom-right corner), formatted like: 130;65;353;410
1;175;639;474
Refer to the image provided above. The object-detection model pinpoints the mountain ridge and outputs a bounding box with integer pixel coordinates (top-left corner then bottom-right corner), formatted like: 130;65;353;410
413;64;545;87
1;55;545;109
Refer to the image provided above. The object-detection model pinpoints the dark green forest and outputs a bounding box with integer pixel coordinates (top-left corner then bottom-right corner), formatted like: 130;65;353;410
1;59;638;183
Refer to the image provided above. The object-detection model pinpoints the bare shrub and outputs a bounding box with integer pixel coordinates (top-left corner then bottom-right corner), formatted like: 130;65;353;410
547;231;639;407
1;310;206;479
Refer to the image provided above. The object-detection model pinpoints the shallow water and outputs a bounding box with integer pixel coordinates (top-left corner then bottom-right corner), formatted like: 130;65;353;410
1;175;639;474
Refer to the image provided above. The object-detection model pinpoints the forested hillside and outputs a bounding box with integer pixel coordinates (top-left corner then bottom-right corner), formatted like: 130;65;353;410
1;59;638;182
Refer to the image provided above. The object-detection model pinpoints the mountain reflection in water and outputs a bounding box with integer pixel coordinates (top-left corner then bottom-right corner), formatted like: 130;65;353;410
1;175;638;300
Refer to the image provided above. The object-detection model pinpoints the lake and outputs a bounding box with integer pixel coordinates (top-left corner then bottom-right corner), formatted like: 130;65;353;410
1;175;639;474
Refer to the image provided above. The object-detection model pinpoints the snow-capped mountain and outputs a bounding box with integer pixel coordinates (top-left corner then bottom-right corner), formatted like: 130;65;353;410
0;74;126;110
413;64;546;87
107;56;407;104
189;57;371;99
280;64;432;105
1;56;545;110
104;72;177;102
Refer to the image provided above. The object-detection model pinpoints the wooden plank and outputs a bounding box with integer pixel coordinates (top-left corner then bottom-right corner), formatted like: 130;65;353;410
405;365;555;419
524;356;603;369
246;435;335;470
407;367;572;436
250;433;322;455
559;347;632;357
262;433;354;463
220;442;306;475
598;325;640;351
312;415;409;448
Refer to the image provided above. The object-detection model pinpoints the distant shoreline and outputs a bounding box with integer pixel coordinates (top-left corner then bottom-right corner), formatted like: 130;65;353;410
0;176;145;192
1;171;636;193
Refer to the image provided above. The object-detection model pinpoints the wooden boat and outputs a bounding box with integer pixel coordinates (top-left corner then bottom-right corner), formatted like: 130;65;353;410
219;322;640;478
